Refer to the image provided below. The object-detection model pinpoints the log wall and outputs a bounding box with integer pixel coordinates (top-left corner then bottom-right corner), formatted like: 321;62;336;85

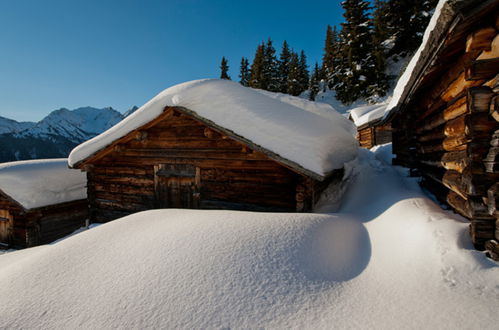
83;108;332;223
0;195;88;248
392;21;499;257
357;122;392;149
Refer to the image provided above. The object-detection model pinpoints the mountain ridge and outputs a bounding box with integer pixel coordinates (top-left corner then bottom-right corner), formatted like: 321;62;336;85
0;106;136;162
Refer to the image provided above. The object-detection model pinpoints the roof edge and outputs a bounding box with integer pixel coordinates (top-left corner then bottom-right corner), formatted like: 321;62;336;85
72;106;329;182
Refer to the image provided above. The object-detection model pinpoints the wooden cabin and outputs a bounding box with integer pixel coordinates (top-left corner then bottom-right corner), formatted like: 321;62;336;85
69;80;357;223
0;159;88;248
349;104;392;149
384;0;499;258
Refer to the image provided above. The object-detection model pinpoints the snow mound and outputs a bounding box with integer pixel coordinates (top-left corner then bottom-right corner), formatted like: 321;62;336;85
0;159;86;209
1;146;498;329
68;79;358;177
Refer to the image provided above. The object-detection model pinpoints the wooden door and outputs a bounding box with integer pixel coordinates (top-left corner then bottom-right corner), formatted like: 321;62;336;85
0;209;13;245
154;164;200;209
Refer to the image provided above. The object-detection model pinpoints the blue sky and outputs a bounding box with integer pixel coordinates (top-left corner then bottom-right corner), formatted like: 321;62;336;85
0;0;344;121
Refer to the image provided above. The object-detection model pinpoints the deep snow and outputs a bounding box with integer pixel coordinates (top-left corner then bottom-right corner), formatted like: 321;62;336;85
68;79;358;177
1;145;497;329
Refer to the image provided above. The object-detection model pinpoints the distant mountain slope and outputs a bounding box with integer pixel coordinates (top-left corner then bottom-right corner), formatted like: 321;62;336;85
0;116;35;134
0;107;126;162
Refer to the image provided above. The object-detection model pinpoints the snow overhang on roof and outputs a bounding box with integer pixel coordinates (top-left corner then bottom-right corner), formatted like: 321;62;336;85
0;159;87;210
68;79;359;180
383;0;495;121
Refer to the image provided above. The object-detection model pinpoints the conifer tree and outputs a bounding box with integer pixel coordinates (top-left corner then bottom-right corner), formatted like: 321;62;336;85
335;0;377;103
298;50;309;93
220;57;231;80
321;25;341;88
287;51;302;96
262;38;279;92
384;0;438;56
239;57;250;86
309;62;321;101
277;41;291;93
368;0;389;98
249;43;265;89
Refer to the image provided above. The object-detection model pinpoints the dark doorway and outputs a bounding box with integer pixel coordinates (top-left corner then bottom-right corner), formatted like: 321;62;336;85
154;164;200;208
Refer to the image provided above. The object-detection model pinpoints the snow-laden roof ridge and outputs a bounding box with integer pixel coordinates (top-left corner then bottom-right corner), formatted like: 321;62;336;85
0;158;87;209
384;0;489;119
68;79;358;178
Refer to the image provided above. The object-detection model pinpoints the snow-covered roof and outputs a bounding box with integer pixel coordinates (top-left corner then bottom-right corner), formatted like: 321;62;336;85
349;103;388;128
0;159;87;210
385;0;490;117
69;79;358;179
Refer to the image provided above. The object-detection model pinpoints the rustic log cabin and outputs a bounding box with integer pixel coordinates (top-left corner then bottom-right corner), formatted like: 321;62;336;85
382;0;499;258
69;79;358;222
349;104;392;149
0;159;87;248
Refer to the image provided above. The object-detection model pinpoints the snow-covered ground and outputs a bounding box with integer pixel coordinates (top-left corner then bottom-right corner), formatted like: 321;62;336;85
1;144;497;328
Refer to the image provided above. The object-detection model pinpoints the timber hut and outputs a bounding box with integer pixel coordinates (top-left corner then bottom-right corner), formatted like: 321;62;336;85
69;79;358;222
0;159;87;248
383;0;499;257
349;103;392;149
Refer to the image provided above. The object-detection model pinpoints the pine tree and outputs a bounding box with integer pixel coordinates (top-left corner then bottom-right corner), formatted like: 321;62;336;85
309;62;321;101
287;51;302;96
298;50;309;93
368;0;390;99
335;0;377;104
384;0;438;56
220;57;231;80
321;25;340;88
277;41;291;93
249;43;265;89
239;57;250;86
262;38;279;92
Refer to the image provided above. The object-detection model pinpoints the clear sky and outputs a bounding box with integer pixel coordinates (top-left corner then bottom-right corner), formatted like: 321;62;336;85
0;0;344;122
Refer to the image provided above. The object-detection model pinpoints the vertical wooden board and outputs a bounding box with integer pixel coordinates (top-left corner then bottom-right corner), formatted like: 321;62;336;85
0;209;13;244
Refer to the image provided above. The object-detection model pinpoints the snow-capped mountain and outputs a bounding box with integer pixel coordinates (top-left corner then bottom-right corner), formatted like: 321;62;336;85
15;107;124;143
0;106;127;162
0;116;35;135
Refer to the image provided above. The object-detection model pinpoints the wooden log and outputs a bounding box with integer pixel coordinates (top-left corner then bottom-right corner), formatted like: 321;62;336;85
487;183;499;216
467;86;493;113
416;97;467;134
485;147;499;162
447;191;494;220
442;73;485;103
466;58;499;80
442;171;468;200
490;95;499;122
465;27;496;52
442;151;469;173
484;240;499;261
470;220;496;247
477;34;499;60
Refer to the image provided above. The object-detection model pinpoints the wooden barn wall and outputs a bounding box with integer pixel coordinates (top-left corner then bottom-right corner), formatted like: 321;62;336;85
85;109;323;222
0;195;87;248
357;122;392;149
391;19;499;254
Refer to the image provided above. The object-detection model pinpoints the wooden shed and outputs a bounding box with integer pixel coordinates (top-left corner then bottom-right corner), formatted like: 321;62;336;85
383;0;499;257
0;159;88;248
349;103;392;149
69;80;358;223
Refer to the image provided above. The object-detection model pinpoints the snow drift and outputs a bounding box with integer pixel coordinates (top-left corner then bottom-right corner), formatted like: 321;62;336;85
1;146;497;329
68;79;358;177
